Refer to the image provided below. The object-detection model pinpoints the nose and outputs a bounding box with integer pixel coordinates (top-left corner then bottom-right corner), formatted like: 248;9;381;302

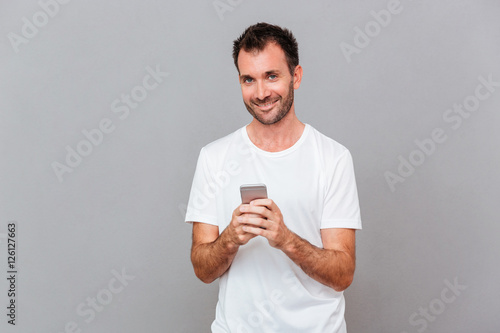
256;80;271;101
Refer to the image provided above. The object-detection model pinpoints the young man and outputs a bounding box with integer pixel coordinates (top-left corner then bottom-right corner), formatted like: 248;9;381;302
185;23;362;332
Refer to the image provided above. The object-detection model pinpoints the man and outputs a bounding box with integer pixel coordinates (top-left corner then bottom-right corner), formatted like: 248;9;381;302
185;22;362;332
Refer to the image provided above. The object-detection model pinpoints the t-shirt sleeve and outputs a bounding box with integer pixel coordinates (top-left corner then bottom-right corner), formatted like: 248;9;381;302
321;149;362;229
184;147;219;226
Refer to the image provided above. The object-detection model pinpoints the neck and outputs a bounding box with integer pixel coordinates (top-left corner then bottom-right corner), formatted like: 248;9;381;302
246;108;305;152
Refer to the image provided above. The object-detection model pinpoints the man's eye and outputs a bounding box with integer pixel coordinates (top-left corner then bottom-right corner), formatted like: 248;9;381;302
244;78;253;83
268;75;277;80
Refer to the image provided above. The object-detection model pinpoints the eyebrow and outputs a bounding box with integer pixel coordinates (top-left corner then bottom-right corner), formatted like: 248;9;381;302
239;69;283;81
239;74;253;82
265;69;282;75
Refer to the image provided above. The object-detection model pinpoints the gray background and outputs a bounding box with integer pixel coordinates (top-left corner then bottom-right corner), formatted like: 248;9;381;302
1;0;499;332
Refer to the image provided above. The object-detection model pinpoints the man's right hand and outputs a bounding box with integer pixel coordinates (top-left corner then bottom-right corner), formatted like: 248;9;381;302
224;204;259;248
190;204;261;283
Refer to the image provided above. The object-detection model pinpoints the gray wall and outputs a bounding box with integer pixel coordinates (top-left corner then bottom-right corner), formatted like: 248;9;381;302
1;0;499;332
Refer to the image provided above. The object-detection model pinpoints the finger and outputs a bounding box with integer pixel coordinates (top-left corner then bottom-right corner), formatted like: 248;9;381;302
235;204;251;216
241;225;267;236
249;198;272;207
238;216;272;229
234;213;260;227
250;198;280;214
241;204;271;220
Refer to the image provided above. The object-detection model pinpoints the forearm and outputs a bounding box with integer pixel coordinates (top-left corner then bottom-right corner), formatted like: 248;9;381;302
191;229;239;284
282;233;355;292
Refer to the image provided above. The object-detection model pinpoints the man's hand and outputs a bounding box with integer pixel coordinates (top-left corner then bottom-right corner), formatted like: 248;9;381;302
237;198;356;292
237;198;294;249
190;203;258;283
225;204;260;248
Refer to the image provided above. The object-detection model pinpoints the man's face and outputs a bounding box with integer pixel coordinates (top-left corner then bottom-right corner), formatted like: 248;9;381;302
237;43;299;125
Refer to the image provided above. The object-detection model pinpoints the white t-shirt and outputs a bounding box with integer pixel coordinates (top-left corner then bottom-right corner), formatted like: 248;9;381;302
185;123;362;333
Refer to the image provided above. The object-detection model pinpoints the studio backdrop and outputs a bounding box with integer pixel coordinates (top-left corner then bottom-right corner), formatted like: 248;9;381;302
1;0;499;332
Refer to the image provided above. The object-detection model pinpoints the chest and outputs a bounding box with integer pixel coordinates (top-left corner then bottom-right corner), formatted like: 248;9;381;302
218;150;326;246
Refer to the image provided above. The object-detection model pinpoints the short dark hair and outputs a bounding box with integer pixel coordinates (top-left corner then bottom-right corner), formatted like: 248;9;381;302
232;22;299;75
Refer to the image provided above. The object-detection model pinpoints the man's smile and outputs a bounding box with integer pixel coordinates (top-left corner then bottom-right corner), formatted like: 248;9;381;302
253;98;279;111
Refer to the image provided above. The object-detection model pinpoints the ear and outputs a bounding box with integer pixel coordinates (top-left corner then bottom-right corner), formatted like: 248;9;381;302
292;65;303;89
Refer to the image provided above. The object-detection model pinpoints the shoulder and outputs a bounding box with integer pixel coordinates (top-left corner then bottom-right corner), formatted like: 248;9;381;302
306;124;351;163
197;126;245;169
202;126;243;155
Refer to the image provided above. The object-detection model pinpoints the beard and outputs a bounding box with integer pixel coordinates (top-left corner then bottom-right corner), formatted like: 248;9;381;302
244;79;294;125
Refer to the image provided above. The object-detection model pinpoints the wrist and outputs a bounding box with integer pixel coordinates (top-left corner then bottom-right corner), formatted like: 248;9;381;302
224;239;239;253
280;230;299;255
220;227;240;253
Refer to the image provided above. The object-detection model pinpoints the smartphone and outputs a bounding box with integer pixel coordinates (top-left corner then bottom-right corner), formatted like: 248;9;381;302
240;184;268;204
